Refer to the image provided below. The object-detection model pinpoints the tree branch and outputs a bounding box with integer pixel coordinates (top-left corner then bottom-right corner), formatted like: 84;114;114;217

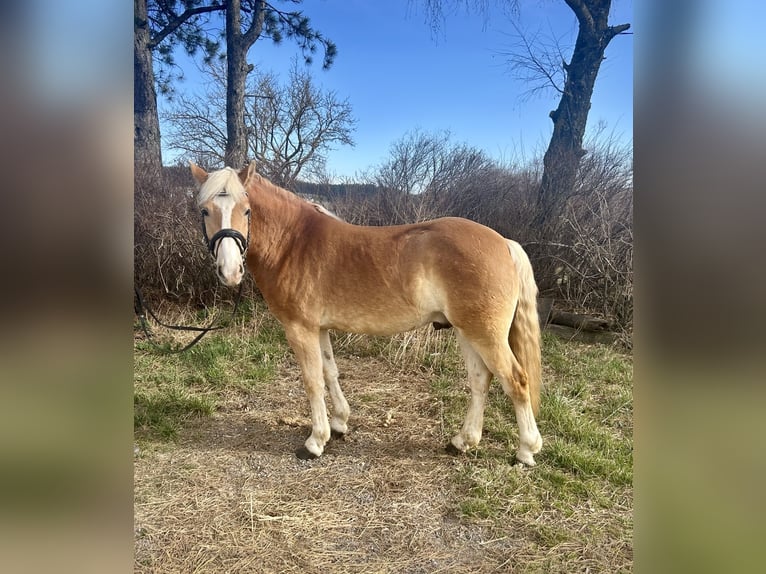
242;0;267;47
504;20;567;99
605;22;631;42
563;0;594;33
149;4;225;50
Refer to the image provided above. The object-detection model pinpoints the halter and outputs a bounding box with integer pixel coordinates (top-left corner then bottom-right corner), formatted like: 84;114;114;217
201;211;251;258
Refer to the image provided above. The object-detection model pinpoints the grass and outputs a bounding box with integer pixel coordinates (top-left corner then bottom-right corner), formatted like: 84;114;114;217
134;301;632;573
134;307;288;441
434;331;633;572
134;387;215;440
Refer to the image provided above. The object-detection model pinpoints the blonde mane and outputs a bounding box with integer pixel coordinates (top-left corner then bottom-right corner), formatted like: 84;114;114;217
196;167;247;205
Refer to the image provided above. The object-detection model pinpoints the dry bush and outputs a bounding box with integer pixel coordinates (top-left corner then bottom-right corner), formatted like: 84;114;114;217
333;130;500;226
553;187;633;340
421;163;541;244
327;130;541;243
328;182;430;226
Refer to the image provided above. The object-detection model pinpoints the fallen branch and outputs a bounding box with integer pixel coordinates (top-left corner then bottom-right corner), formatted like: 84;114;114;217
550;309;613;332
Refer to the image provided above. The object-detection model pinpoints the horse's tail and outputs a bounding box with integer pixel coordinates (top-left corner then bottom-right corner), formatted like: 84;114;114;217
506;239;542;416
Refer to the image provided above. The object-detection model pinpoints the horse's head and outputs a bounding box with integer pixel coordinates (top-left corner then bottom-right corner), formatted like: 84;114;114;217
191;162;255;287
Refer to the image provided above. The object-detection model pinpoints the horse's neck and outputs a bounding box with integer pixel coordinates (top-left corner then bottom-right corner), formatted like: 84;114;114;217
247;184;305;271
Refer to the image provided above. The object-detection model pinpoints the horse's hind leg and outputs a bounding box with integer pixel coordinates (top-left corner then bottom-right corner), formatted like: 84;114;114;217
449;334;492;453
320;329;350;437
471;337;542;466
284;324;331;459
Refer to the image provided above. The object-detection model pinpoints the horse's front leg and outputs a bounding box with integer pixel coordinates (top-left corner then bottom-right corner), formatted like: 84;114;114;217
320;329;350;438
285;324;330;459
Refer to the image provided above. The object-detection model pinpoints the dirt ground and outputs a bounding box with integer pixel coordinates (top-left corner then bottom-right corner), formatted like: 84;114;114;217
135;352;630;573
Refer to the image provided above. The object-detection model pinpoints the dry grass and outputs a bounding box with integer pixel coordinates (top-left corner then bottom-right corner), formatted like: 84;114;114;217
134;303;632;573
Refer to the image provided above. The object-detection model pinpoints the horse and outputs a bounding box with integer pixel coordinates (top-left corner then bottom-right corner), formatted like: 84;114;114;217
190;161;543;465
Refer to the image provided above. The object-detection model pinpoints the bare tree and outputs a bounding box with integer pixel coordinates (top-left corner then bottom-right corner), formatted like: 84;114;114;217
162;91;228;168
533;0;629;229
363;129;499;224
134;1;335;177
248;64;356;187
504;19;568;101
413;0;630;229
374;129;455;195
373;129;494;195
163;60;355;186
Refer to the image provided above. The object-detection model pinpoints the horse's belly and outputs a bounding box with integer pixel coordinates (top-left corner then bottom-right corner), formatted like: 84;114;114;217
322;314;425;336
320;271;447;335
320;303;437;336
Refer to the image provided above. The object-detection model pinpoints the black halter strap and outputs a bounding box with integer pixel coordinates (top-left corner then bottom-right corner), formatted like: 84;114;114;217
207;227;248;257
201;213;251;258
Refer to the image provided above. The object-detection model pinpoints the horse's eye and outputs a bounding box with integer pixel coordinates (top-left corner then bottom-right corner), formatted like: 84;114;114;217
201;208;209;217
244;209;251;217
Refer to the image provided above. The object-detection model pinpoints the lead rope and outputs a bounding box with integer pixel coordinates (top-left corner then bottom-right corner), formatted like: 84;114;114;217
134;281;245;354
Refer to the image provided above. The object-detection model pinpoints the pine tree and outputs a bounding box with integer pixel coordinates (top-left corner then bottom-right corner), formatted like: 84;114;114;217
134;0;223;181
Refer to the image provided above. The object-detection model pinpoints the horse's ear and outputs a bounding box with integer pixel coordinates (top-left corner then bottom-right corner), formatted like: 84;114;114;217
190;162;209;186
238;161;257;185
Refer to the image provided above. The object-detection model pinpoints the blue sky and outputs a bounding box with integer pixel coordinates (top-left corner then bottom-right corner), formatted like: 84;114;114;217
160;0;633;180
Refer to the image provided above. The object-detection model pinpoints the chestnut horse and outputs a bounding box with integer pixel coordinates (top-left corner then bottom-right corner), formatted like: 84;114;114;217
190;162;543;465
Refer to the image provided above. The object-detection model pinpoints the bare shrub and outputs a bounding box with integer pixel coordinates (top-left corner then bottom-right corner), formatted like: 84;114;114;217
327;129;541;239
557;187;633;339
422;162;541;244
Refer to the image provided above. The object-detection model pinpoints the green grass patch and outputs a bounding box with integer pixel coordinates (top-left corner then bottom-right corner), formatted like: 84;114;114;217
430;373;468;434
437;334;632;524
134;387;215;440
135;304;632;571
134;302;289;440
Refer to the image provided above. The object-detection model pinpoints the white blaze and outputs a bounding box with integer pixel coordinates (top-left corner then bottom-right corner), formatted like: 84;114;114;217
214;196;244;287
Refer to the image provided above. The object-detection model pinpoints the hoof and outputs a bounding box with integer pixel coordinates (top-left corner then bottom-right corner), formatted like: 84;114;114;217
330;429;346;441
515;450;537;467
445;443;464;457
295;446;319;460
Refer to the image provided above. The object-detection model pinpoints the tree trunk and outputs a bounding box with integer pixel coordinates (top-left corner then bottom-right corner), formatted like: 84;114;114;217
134;0;162;182
225;0;247;168
534;0;629;229
225;0;264;169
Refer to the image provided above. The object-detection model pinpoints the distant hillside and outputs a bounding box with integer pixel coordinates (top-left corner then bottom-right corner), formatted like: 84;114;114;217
292;181;380;200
